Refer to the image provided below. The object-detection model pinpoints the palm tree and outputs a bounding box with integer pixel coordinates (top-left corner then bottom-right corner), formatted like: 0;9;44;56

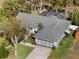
4;18;27;59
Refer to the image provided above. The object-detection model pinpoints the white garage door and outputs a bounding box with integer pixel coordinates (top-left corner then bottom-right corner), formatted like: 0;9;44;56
36;39;54;47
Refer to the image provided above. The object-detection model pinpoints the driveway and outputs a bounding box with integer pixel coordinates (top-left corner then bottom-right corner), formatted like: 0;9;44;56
26;45;52;59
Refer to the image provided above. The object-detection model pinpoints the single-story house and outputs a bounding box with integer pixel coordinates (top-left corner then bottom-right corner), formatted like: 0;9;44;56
16;12;71;48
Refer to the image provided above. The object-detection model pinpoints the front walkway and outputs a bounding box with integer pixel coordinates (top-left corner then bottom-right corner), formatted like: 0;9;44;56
26;45;52;59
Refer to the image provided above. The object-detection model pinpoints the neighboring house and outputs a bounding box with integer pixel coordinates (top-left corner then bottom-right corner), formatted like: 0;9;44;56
16;12;71;48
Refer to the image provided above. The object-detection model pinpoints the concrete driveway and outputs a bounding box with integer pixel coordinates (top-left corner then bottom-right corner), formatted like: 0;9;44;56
26;45;52;59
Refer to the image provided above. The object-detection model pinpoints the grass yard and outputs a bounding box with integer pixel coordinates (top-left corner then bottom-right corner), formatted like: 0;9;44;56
7;44;33;59
63;44;79;59
48;34;74;59
17;44;33;59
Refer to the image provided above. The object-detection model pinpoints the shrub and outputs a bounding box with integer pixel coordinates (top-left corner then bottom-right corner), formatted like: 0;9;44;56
2;0;30;17
27;35;36;45
69;10;79;25
0;32;4;37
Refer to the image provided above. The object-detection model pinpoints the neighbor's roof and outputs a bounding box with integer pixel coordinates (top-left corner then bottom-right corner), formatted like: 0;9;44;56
16;12;71;42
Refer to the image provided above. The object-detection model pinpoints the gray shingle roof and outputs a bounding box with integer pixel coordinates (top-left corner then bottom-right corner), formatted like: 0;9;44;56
40;11;66;19
16;12;57;28
35;18;71;42
16;12;71;42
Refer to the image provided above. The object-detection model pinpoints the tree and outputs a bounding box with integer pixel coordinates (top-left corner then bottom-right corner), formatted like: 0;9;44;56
27;33;36;44
4;18;27;59
2;0;30;17
0;39;9;59
51;0;62;12
69;10;79;25
74;0;79;6
0;32;4;37
62;0;73;15
51;0;74;15
0;16;16;30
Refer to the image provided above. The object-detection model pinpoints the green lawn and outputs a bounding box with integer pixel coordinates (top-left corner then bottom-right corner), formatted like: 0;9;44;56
48;34;74;59
7;44;33;59
17;44;33;59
